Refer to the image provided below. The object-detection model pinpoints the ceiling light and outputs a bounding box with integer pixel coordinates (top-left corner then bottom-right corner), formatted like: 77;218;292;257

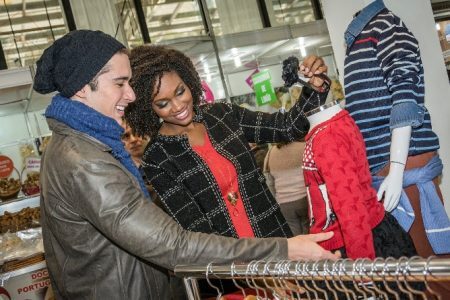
234;56;242;68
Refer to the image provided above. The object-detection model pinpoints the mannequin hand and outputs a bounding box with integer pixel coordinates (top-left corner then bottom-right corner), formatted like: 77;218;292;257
287;232;340;260
377;162;404;212
377;126;411;212
300;55;328;88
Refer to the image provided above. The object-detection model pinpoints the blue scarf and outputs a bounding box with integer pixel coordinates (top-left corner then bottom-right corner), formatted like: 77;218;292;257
45;94;150;198
372;155;450;254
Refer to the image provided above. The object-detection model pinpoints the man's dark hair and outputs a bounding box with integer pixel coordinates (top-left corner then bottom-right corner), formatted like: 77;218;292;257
125;45;203;139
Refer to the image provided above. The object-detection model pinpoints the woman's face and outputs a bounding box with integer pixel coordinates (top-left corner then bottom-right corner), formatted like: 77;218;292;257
151;71;194;129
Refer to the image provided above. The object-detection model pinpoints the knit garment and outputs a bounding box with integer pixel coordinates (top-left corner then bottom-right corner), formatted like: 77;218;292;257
303;110;385;259
343;3;439;173
141;101;313;238
193;132;255;238
34;30;125;97
264;142;307;204
45;94;150;198
372;155;450;254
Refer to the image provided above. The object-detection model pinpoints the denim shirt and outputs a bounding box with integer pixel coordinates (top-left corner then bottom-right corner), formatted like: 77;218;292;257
344;0;385;48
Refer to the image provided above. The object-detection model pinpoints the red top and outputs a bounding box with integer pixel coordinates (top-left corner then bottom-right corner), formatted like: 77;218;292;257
303;110;385;259
193;132;255;238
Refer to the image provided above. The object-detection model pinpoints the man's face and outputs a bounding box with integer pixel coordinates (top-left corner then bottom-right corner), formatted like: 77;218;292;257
81;52;136;124
121;123;148;160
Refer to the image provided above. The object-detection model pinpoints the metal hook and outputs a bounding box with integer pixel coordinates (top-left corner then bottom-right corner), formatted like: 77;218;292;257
322;259;339;300
283;260;303;299
310;259;330;300
294;260;312;300
330;259;351;299
251;261;268;299
231;262;247;298
302;261;320;300
369;257;389;300
403;256;427;299
245;261;259;298
358;258;377;299
424;256;441;300
206;262;223;300
337;259;357;300
382;257;401;300
394;256;414;300
344;258;368;299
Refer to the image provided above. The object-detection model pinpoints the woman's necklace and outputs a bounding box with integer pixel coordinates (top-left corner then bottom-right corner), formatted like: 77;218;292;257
195;137;240;216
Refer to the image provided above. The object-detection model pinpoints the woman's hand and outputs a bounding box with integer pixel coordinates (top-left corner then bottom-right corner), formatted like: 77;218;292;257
287;232;340;260
300;55;328;89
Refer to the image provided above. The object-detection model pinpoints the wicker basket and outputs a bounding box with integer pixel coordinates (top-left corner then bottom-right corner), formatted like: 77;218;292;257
0;168;21;201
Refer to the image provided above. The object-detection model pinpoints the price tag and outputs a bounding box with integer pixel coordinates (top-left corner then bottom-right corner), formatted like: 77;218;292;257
25;157;41;173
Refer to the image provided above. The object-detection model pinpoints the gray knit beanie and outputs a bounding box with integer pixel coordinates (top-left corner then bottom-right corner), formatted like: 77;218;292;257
33;30;125;97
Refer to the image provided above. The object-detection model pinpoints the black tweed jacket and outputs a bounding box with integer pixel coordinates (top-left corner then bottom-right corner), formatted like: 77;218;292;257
141;100;310;238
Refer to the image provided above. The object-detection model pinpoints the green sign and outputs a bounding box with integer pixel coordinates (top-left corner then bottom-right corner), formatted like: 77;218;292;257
252;70;277;106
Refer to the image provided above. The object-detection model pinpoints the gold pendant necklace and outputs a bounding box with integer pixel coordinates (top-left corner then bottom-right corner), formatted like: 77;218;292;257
196;131;240;216
227;191;239;206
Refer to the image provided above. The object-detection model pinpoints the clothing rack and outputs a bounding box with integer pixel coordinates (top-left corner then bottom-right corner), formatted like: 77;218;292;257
174;257;450;299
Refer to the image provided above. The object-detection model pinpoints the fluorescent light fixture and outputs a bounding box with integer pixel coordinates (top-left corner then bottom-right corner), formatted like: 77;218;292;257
234;56;242;68
300;46;307;58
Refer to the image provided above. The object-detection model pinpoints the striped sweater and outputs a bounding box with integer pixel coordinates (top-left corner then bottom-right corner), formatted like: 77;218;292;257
343;0;439;174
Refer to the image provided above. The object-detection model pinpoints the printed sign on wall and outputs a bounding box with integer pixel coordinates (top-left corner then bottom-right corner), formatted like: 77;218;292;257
252;70;277;106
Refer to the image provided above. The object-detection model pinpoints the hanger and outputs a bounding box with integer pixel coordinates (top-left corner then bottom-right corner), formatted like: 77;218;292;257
322;259;339;300
394;257;414;300
369;257;389;300
403;256;427;299
382;257;401;300
330;260;353;299
344;258;369;299
357;258;377;299
206;262;223;300
300;261;320;300
251;261;268;299
424;256;441;300
294;260;312;300
231;262;247;298
310;260;330;300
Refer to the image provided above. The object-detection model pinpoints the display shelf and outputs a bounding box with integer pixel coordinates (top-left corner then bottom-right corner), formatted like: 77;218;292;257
0;195;40;215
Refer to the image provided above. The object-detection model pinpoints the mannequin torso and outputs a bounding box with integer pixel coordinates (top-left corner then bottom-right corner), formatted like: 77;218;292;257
306;101;343;130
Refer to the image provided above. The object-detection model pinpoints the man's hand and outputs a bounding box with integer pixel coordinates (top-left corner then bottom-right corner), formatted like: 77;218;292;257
300;55;328;88
287;232;340;260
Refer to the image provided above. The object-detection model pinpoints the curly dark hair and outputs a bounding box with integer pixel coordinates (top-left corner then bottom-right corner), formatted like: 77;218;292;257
124;44;204;139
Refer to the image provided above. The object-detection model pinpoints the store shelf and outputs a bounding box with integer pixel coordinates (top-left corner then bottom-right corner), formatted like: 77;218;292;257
0;195;40;214
0;67;53;117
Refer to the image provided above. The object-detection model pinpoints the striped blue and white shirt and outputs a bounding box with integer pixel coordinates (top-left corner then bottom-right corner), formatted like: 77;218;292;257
343;1;439;174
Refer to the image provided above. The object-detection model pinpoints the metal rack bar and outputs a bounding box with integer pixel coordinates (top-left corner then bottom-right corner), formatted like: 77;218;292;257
175;258;450;282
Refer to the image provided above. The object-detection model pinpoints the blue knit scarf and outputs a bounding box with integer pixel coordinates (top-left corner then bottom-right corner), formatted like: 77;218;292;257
45;94;150;198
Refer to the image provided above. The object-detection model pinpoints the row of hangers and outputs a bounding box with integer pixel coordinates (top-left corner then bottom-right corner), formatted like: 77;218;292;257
175;256;450;300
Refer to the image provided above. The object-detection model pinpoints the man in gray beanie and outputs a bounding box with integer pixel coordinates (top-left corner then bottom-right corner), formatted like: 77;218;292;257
35;29;337;299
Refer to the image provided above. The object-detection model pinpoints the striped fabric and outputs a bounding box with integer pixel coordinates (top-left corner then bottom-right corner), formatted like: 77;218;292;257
344;6;439;174
141;99;313;239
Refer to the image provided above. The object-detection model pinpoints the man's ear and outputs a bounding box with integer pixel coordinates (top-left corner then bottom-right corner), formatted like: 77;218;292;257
74;84;90;99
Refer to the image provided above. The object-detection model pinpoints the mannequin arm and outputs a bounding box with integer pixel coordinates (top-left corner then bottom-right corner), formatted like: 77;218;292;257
377;126;411;212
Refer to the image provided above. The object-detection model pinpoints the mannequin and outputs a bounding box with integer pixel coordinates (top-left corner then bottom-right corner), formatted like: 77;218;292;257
282;56;416;260
343;0;450;261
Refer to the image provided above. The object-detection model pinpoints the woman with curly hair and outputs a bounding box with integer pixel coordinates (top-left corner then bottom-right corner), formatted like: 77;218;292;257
125;44;329;240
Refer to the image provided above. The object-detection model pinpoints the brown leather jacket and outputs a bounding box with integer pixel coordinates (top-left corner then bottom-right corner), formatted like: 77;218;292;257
40;119;287;299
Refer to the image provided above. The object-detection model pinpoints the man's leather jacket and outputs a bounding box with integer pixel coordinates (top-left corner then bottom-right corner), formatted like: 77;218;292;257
40;119;287;299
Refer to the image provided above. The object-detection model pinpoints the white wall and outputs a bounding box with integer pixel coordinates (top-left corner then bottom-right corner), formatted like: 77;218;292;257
322;0;450;215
